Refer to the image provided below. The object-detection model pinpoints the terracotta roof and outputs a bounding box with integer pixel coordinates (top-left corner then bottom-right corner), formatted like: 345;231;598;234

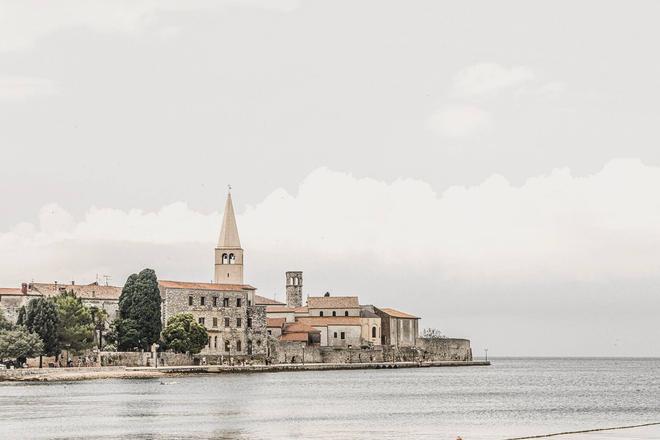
296;316;362;327
254;294;285;305
31;282;122;300
159;280;256;291
307;296;359;309
266;305;296;313
283;322;321;334
267;318;286;328
379;308;419;319
0;287;26;295
294;306;309;313
279;333;309;342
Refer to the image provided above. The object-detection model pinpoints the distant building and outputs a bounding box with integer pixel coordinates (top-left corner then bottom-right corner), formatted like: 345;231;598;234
374;307;420;348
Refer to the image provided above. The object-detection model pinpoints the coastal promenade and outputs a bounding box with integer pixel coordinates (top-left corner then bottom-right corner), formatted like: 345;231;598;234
0;360;490;382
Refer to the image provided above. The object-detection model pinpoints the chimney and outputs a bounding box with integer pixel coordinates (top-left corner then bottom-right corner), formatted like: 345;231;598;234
71;281;75;286
21;283;27;295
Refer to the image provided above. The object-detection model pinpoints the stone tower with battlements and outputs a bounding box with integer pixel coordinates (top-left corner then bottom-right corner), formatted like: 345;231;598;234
214;191;244;284
286;271;303;308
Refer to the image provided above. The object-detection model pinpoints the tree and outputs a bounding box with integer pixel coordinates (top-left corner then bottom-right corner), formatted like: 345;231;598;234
0;308;12;331
161;313;208;354
25;298;60;367
0;328;44;364
111;318;142;351
422;328;446;339
117;269;162;351
15;306;26;328
89;306;109;350
54;291;95;355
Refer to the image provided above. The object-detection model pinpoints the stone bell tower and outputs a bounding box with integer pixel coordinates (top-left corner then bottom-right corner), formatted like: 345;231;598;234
214;190;244;284
286;271;303;308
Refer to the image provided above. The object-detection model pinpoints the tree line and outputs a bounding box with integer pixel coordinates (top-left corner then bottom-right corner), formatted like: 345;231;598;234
0;268;209;367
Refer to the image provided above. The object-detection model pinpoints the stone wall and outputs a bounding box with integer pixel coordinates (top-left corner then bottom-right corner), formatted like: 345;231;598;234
417;337;472;361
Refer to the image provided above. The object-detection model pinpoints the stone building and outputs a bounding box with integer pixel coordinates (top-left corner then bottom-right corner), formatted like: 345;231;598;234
285;271;303;308
0;281;121;323
374;307;420;348
158;191;268;356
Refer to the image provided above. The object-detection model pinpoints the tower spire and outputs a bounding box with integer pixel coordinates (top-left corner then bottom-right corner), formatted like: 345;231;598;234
217;190;241;248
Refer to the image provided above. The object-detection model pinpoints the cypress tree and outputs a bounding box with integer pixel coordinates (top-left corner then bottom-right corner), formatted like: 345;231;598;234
25;298;59;368
117;269;162;351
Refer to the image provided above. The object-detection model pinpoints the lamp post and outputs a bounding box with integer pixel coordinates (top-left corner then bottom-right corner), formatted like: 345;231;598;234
484;348;488;362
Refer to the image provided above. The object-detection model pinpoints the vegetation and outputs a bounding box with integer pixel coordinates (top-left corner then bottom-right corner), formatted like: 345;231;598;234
422;328;446;339
115;269;162;351
0;308;12;331
0;327;44;364
54;291;95;354
161;313;208;354
24;298;60;367
89;306;109;350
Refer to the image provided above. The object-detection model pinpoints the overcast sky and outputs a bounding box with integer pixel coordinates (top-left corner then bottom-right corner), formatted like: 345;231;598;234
1;1;660;357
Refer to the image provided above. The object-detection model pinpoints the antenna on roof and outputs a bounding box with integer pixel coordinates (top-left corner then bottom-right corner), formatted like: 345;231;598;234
102;275;111;286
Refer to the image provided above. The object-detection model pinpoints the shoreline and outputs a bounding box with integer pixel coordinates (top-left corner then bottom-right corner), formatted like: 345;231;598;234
0;360;490;383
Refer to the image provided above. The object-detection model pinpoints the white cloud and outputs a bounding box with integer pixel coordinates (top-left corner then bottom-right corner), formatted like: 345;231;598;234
451;62;535;97
426;105;492;138
0;0;300;52
0;76;59;100
3;159;660;286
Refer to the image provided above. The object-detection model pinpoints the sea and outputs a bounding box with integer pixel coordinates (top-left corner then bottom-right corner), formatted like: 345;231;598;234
0;358;658;440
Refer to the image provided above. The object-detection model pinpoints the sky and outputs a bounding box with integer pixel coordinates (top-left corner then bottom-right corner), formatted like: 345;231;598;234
1;1;660;357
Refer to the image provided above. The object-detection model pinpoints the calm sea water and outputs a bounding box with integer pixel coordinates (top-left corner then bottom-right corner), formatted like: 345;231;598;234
0;358;659;440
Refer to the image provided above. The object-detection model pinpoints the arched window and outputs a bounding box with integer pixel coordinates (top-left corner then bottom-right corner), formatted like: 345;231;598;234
229;253;236;264
372;326;377;338
222;253;228;264
319;311;324;317
344;311;349;316
294;277;298;286
332;311;337;317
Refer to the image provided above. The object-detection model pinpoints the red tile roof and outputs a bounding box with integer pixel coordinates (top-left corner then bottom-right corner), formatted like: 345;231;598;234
379;308;419;319
31;283;122;300
159;280;256;291
283;322;321;334
279;333;309;342
266;305;296;313
254;294;285;305
307;296;359;309
267;318;286;328
296;316;363;327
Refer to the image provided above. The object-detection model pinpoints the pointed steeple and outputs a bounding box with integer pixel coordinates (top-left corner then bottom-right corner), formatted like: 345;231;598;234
217;191;241;248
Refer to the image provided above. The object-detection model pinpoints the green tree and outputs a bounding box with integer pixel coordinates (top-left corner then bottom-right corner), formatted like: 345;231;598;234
15;306;26;328
54;291;94;354
0;328;44;364
0;308;12;331
161;313;208;354
110;318;142;351
89;306;109;350
117;269;162;351
24;297;60;367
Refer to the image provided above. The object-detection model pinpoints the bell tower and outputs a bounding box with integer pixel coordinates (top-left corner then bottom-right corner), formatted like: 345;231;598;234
286;271;303;308
214;190;244;284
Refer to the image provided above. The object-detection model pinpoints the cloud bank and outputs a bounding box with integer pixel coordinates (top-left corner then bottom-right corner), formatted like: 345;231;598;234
3;158;660;284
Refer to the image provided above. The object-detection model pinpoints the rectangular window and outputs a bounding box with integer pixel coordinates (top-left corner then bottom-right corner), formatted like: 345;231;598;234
198;317;205;326
224;340;230;352
236;340;242;352
236;298;242;307
333;332;338;338
213;296;218;307
224;317;230;328
236;318;242;328
188;296;193;306
223;298;229;307
247;318;252;328
214;336;218;348
200;296;205;306
340;332;345;340
213;317;218;327
267;330;272;335
207;336;211;347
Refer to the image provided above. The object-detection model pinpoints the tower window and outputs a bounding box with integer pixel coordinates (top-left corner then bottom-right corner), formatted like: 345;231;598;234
229;253;235;264
222;253;228;264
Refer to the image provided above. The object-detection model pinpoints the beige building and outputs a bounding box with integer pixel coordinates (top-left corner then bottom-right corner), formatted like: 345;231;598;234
375;307;420;348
